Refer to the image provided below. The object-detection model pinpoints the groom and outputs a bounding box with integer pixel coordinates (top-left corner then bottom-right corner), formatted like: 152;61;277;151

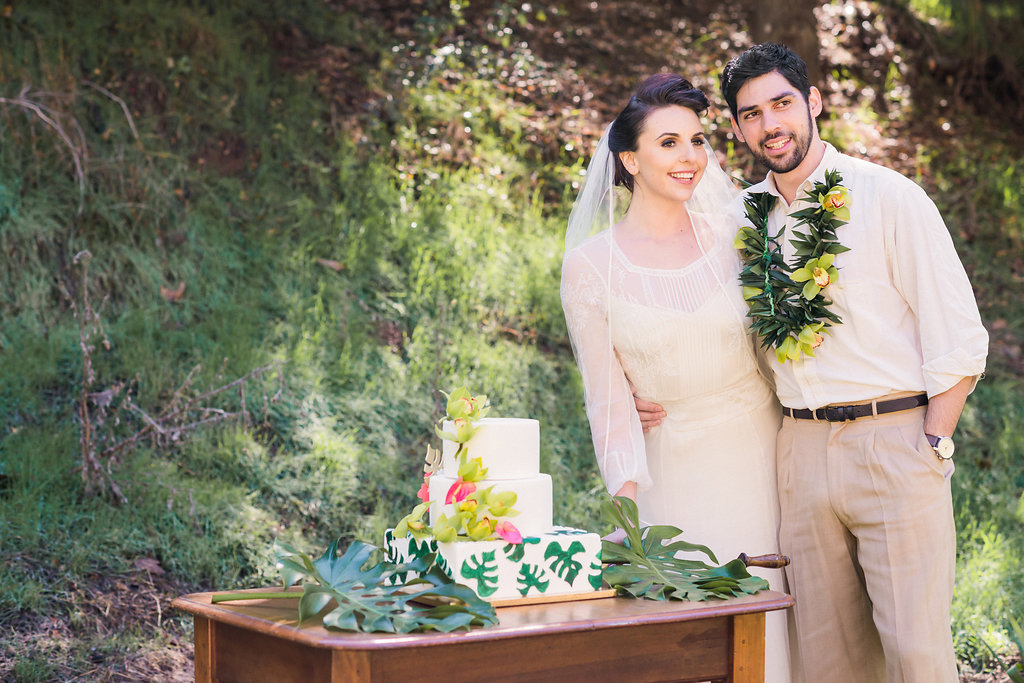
636;43;988;682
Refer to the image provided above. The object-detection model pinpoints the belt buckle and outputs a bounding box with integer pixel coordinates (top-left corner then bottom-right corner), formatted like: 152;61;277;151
826;405;857;422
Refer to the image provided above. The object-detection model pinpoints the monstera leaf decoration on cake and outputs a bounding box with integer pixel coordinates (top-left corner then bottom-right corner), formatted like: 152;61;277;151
213;537;497;633
601;496;769;601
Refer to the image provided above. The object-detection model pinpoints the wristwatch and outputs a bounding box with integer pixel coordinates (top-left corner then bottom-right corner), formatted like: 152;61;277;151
926;434;955;460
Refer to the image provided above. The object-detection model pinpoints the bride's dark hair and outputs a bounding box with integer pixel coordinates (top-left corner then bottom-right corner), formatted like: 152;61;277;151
608;74;709;192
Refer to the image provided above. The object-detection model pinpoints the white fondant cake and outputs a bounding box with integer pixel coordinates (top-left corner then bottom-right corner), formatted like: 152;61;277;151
440;417;539;479
385;528;603;601
386;417;603;601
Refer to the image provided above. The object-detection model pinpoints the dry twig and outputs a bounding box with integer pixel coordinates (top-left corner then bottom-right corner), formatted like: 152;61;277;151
0;85;87;212
63;250;285;502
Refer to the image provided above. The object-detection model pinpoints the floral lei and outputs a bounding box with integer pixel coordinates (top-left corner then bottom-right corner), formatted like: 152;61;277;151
734;169;851;364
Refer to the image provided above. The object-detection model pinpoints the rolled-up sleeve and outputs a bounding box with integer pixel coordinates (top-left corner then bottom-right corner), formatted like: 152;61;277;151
888;181;988;396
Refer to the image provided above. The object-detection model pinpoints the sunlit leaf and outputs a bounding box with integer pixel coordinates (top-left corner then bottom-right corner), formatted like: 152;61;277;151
261;538;498;633
600;496;769;601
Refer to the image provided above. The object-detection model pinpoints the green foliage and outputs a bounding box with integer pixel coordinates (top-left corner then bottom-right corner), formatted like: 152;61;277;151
601;496;770;601
0;0;1020;677
978;616;1024;682
949;380;1024;663
254;538;498;632
902;0;1023;100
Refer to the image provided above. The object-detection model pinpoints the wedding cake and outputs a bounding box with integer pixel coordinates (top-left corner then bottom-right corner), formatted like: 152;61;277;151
385;407;603;602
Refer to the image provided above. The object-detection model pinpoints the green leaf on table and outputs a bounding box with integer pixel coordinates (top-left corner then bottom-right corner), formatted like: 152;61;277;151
600;496;770;602
270;537;498;633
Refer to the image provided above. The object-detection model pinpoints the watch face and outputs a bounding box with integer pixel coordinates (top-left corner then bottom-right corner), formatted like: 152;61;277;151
935;437;955;459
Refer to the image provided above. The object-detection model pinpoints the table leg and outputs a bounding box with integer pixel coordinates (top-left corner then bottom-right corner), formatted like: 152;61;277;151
330;649;373;682
193;615;215;683
730;612;765;682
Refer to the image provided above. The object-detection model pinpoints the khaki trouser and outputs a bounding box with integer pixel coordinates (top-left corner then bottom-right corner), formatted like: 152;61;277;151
777;404;958;683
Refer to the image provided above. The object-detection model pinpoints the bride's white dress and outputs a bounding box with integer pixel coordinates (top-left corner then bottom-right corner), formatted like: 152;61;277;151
561;211;792;683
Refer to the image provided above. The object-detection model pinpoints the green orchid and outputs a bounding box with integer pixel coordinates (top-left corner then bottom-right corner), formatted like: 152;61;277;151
774;335;802;364
733;227;751;250
394;502;432;540
479;488;518;518
467;517;494;541
738;170;851;364
432;513;458;543
456;455;487;483
819;185;851;222
791;252;839;300
459;417;479;442
441;387;489;421
797;323;827;357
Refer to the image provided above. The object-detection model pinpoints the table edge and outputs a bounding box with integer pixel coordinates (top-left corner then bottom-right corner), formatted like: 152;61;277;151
171;590;794;650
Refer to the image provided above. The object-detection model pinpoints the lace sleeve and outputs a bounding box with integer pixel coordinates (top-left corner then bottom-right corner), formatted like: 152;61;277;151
560;242;652;495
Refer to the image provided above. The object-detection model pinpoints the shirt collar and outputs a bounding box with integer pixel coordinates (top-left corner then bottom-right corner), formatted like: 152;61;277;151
757;142;840;200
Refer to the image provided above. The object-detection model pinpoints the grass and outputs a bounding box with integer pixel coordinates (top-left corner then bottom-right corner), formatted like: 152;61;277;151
0;0;1022;678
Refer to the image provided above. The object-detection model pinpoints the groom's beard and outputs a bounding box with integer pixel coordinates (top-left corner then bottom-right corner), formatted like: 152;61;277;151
750;109;815;174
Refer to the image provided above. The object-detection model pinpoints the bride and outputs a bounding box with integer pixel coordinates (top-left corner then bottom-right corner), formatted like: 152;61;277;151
560;73;793;682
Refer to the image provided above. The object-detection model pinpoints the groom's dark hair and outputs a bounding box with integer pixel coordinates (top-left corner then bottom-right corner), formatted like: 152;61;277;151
720;43;812;118
609;73;709;192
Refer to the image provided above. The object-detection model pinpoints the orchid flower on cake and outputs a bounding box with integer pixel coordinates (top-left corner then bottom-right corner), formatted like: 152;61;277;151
394;387;524;545
385;387;603;601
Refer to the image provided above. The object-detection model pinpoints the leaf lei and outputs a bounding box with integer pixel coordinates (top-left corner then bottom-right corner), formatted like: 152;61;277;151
735;169;852;363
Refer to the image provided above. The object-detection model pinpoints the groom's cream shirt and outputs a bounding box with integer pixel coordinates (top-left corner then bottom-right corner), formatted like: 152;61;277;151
741;143;988;410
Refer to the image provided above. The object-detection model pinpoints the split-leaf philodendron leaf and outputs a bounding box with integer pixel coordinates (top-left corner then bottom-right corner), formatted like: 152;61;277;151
274;536;497;634
249;537;497;633
601;495;770;601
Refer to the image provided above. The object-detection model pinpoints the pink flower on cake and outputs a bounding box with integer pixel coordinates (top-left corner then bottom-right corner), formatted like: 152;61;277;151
416;473;432;503
445;477;476;504
494;521;523;545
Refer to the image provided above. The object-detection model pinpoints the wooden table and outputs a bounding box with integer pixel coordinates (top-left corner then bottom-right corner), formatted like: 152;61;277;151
172;589;792;682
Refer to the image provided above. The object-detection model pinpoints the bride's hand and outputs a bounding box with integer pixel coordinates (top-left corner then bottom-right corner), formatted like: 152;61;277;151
634;395;666;432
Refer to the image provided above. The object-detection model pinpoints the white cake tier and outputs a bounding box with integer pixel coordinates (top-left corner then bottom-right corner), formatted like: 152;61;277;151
427;472;552;536
384;527;603;601
441;417;539;480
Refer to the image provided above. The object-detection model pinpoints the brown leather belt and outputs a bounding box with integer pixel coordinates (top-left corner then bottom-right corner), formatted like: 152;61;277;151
783;393;928;422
